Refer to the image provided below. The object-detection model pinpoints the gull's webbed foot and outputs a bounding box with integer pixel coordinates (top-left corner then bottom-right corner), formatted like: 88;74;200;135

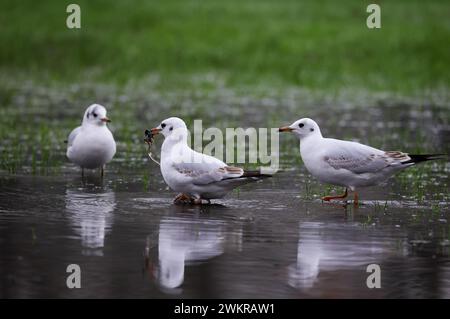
322;188;348;202
173;193;192;204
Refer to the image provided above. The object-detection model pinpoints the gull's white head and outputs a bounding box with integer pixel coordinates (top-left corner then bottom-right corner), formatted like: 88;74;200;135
150;117;188;142
82;104;111;126
279;118;322;139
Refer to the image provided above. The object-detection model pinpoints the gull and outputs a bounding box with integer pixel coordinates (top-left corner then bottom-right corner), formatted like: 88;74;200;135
66;104;116;177
148;117;270;204
279;118;445;205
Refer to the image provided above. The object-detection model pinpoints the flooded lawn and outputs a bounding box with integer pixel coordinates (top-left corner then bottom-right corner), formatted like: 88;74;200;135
0;82;449;298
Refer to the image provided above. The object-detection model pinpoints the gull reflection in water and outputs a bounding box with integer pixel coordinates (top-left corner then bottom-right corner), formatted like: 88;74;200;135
65;188;115;256
145;215;226;292
288;221;386;290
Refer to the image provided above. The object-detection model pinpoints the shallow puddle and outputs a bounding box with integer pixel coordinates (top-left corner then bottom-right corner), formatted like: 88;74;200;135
0;166;449;298
0;84;449;298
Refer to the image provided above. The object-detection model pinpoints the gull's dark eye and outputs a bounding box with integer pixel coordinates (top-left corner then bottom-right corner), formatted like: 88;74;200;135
169;126;173;131
161;123;166;129
310;128;314;132
93;112;97;118
299;123;304;128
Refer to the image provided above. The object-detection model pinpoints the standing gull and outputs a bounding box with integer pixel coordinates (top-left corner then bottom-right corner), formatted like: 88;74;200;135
147;117;270;204
279;118;445;205
66;104;116;177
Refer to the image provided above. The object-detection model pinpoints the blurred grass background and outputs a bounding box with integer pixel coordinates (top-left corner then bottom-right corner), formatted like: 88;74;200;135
0;0;449;91
0;0;449;191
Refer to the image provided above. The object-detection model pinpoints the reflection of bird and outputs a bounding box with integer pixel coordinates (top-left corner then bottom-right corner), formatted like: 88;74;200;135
148;117;270;204
288;222;385;290
66;104;116;177
279;118;446;205
65;188;115;256
288;238;322;289
151;216;225;290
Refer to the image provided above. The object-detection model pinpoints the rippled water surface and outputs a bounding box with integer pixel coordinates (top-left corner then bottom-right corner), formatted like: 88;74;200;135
0;84;449;298
1;166;449;298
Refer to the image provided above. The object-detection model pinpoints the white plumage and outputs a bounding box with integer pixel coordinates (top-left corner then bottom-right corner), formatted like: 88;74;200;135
66;104;116;174
150;117;268;203
279;118;444;204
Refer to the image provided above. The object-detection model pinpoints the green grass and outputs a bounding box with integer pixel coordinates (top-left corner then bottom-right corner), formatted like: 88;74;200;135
0;1;448;206
0;0;449;92
395;162;450;203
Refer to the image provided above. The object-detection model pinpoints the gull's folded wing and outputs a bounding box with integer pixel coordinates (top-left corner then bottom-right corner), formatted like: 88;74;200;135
173;161;244;185
67;126;81;147
323;140;406;174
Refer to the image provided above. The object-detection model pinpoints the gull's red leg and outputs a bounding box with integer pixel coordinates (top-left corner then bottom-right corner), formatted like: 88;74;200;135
353;192;359;206
322;188;348;202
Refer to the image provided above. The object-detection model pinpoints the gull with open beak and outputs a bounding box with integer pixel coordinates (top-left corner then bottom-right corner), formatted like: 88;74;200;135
66;104;116;177
279;118;445;205
147;117;271;204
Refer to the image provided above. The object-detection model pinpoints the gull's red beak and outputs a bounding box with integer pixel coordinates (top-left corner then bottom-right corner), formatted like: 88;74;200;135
150;127;161;135
101;117;111;123
278;126;293;132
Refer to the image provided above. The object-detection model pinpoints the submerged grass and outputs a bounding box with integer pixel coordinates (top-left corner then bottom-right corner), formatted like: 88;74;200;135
0;1;449;205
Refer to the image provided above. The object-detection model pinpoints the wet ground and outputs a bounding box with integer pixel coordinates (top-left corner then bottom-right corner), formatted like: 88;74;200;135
1;163;449;298
0;83;449;298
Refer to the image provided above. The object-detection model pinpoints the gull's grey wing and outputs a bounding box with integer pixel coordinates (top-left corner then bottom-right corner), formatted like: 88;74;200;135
67;126;81;147
325;149;410;174
172;162;244;185
325;154;388;174
321;139;412;174
169;148;243;185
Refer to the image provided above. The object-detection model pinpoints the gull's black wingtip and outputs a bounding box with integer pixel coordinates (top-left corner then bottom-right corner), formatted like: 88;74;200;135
404;154;447;164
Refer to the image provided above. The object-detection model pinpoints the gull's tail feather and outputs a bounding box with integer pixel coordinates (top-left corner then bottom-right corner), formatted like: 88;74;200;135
403;154;447;165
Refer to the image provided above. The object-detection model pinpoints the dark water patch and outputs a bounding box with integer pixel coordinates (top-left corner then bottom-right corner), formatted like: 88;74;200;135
0;169;449;298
